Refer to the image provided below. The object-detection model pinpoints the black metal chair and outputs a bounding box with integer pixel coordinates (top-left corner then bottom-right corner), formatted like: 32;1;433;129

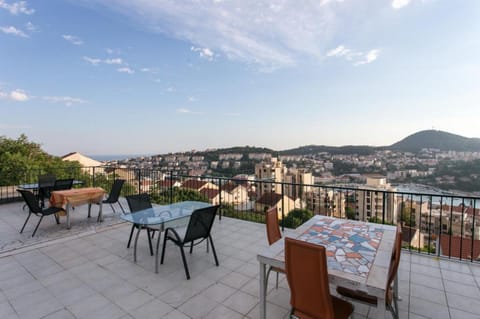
53;178;74;191
17;189;64;237
103;179;125;213
160;205;220;279
125;193;156;256
37;174;56;208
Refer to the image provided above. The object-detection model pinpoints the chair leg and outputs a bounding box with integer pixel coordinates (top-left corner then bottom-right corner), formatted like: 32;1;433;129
146;229;154;256
208;235;219;266
20;212;32;233
276;272;279;289
110;203;116;214
127;224;136;248
118;201;125;213
179;245;191;280
32;216;44;237
190;240;194;254
160;232;168;264
54;213;60;224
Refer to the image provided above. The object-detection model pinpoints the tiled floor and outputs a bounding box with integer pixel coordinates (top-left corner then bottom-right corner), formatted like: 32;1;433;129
1;201;480;319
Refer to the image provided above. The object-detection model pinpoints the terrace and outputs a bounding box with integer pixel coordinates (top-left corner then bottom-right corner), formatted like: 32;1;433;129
0;203;479;319
1;169;480;318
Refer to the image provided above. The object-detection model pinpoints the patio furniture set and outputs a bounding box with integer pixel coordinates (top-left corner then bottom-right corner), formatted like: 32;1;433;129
16;176;402;318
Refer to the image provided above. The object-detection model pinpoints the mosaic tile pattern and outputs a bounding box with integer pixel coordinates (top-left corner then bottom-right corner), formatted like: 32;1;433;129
297;217;385;277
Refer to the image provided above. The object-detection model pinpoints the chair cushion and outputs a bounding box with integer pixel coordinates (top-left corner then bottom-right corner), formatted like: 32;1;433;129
43;206;64;216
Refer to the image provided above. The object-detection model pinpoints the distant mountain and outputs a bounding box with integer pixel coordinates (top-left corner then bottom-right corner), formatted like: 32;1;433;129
279;145;376;156
389;130;480;153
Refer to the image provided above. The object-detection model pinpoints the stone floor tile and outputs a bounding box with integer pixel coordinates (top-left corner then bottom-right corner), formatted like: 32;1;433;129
206;304;244;319
202;282;237;303
178;293;219;319
223;290;258;315
410;283;447;305
446;292;480;314
409;297;450;319
220;271;251;289
128;298;174;319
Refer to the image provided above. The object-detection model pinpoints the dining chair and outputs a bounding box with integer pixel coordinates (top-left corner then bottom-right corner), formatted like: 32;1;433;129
160;205;220;280
285;237;354;319
265;206;284;292
102;179;125;213
125;193;156;256
17;189;64;237
37;174;56;208
53;178;74;191
336;224;403;319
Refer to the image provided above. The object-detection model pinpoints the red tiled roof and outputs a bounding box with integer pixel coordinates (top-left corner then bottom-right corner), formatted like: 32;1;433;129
439;235;480;260
256;192;283;206
199;188;219;199
182;179;207;190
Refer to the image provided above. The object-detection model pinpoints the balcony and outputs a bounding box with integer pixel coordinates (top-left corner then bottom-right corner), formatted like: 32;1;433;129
1;200;480;319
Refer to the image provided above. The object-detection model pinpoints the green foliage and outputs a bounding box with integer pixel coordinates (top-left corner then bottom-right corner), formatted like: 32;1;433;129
401;204;416;227
345;207;356;220
91;174;136;196
282;208;313;229
221;204;265;224
151;187;209;205
0;134;82;186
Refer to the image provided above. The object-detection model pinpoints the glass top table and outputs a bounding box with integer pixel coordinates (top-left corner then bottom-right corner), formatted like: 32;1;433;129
120;200;212;272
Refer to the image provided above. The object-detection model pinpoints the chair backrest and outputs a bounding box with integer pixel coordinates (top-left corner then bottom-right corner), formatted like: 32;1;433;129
266;206;282;245
126;193;152;212
106;179;125;201
285;237;335;319
183;205;219;243
53;178;74;191
387;224;403;288
38;174;56;188
17;189;43;214
38;174;56;198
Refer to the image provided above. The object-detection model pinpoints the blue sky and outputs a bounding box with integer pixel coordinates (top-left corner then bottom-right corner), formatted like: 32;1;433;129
1;0;479;156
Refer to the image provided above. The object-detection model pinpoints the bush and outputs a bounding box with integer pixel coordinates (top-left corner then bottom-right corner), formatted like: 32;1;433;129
282;208;313;229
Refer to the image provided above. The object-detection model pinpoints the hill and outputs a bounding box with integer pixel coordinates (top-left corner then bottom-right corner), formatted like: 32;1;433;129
389;130;480;153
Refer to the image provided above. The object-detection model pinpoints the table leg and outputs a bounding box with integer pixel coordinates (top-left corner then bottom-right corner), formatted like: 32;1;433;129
97;201;103;222
133;226;142;263
374;296;387;319
66;203;71;229
259;262;267;319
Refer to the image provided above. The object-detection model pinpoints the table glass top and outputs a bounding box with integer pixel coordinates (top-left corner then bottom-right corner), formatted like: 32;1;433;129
296;217;385;277
120;201;211;226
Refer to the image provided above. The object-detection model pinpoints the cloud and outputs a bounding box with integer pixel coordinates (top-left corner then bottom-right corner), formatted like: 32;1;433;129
62;34;83;45
392;0;411;9
83;56;101;65
0;89;29;101
25;21;37;32
354;49;380;66
84;1;351;70
326;45;380;66
0;25;28;37
191;46;215;61
0;0;34;15
187;96;197;102
104;58;123;65
117;67;134;74
177;108;201;114
326;45;350;57
43;96;87;106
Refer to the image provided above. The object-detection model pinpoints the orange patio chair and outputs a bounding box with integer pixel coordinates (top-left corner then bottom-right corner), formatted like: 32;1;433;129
285;237;354;319
265;206;285;292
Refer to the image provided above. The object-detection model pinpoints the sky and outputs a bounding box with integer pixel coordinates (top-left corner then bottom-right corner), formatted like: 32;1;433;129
1;0;479;156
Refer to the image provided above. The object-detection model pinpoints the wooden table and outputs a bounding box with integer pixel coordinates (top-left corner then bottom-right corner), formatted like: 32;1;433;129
50;187;106;229
257;215;397;319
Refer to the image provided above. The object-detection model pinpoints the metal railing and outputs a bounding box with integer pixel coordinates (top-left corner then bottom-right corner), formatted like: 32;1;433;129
2;165;480;262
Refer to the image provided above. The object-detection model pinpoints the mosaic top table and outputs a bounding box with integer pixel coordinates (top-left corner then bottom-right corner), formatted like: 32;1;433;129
50;187;106;229
257;215;397;319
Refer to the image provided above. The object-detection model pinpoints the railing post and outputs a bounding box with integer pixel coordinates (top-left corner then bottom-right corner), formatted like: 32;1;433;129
169;171;173;204
218;177;222;221
137;169;141;194
281;182;285;231
92;166;96;187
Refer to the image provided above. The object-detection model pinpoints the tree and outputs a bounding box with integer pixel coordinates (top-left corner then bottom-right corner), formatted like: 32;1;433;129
151;187;209;205
282;208;313;229
345;207;356;220
0;134;82;186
